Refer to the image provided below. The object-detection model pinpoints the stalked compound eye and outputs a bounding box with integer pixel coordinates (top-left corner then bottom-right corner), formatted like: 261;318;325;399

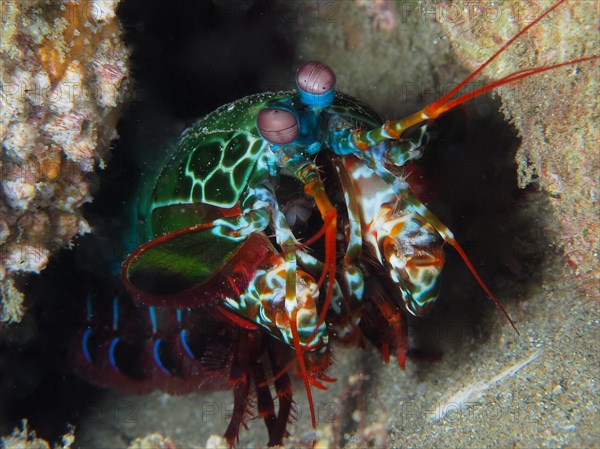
296;61;336;94
257;108;299;145
296;61;336;107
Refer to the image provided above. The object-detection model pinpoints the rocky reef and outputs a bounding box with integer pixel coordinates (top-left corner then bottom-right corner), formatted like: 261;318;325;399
437;0;599;283
0;0;129;322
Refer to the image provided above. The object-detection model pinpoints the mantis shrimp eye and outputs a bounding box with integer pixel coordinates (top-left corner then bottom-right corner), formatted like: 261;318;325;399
296;61;336;94
296;61;336;106
257;108;299;144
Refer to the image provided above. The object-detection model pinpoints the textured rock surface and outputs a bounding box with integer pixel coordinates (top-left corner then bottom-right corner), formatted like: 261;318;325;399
126;433;177;449
437;0;599;283
0;0;129;322
1;420;74;449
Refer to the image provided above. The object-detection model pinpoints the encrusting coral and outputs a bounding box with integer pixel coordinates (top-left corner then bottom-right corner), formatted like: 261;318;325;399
1;420;75;449
0;0;130;322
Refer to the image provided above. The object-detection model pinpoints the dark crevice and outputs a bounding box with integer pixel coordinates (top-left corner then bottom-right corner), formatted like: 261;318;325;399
405;97;549;359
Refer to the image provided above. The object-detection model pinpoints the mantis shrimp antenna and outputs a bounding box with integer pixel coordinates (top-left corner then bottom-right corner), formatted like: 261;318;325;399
353;0;599;141
352;0;598;329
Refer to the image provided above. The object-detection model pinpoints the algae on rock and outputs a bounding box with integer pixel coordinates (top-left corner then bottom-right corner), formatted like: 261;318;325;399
438;0;599;283
0;0;130;322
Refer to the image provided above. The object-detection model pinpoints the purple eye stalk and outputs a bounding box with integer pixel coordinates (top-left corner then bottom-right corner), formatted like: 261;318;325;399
257;108;299;145
296;61;336;107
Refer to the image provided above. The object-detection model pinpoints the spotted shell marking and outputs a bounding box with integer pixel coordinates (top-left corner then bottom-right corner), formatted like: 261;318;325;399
142;91;381;237
151;92;290;212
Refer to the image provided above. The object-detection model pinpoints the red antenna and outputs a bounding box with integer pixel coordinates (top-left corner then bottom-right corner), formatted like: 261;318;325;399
353;0;599;141
350;0;598;331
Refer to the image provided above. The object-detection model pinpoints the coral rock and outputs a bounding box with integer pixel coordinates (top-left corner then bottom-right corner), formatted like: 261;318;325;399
0;0;130;322
437;0;599;282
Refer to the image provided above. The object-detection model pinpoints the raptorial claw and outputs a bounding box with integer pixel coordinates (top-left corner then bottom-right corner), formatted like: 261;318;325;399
365;202;445;317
